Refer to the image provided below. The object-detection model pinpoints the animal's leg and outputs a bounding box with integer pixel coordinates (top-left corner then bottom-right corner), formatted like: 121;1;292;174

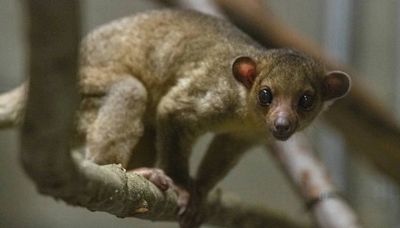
85;77;147;168
180;133;253;228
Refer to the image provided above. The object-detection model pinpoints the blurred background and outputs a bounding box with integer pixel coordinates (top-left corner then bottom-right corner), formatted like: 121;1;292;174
0;0;399;227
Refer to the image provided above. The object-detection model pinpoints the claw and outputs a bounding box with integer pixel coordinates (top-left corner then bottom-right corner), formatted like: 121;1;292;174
132;168;206;227
174;185;190;215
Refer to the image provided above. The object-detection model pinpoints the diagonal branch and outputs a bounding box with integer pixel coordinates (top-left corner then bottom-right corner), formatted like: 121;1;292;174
268;134;362;228
18;1;307;227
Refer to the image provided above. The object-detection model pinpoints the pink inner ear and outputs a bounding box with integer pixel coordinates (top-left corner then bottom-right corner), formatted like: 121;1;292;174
239;63;256;82
233;57;257;88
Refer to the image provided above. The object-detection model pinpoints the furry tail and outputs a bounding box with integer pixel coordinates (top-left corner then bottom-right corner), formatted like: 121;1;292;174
0;83;26;128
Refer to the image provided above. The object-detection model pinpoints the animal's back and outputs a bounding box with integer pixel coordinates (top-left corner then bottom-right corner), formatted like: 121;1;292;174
78;9;260;96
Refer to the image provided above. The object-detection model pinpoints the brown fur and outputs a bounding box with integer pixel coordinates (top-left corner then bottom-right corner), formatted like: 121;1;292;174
71;9;350;228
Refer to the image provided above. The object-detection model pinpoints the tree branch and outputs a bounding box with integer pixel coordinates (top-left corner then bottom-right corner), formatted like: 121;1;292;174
17;1;307;227
268;134;362;228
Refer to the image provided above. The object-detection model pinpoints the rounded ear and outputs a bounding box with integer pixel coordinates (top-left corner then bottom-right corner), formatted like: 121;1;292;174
323;71;351;100
232;56;257;89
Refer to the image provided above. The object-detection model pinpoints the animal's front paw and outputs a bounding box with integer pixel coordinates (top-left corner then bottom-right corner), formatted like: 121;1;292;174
177;187;205;228
131;167;173;191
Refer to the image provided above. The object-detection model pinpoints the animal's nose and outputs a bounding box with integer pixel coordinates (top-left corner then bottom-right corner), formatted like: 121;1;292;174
274;117;291;133
272;117;293;140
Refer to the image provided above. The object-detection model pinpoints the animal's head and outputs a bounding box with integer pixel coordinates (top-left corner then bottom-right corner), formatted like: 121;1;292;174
232;49;351;141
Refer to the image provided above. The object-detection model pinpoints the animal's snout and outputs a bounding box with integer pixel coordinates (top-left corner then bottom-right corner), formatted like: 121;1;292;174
272;117;294;141
274;117;290;132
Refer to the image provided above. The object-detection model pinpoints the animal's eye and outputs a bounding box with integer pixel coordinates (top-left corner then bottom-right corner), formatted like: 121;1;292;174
299;94;314;111
258;88;273;106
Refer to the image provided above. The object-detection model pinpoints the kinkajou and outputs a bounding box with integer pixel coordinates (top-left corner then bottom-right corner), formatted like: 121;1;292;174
0;9;350;228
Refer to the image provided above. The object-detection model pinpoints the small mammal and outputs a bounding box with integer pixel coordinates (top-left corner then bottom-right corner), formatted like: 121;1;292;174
2;9;351;228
